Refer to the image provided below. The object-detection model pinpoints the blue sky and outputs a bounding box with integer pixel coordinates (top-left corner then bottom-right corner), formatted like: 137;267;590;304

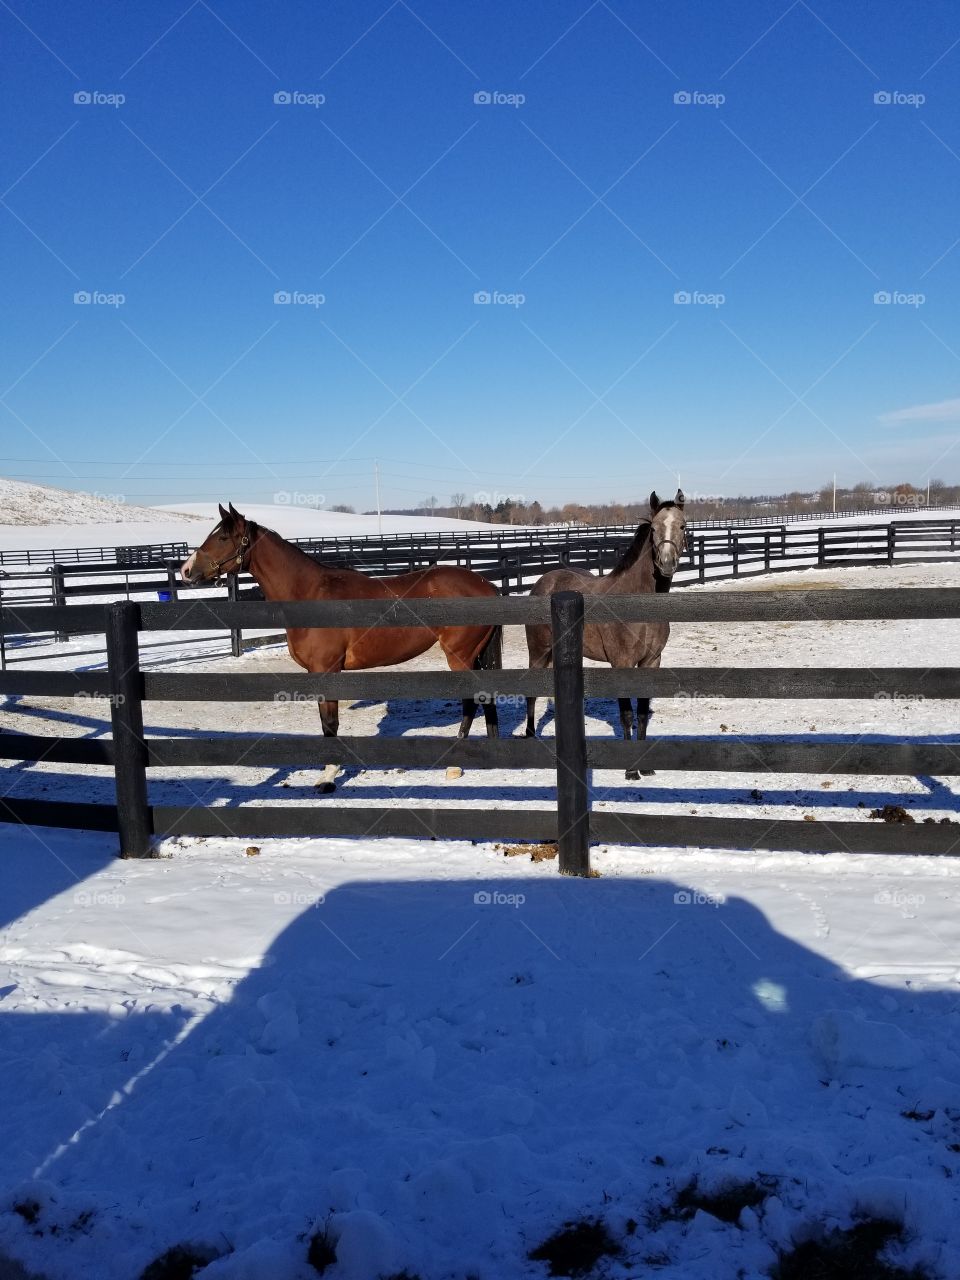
2;0;960;512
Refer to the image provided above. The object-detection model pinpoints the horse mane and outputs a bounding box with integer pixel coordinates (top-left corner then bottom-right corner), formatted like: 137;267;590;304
249;521;310;563
609;519;653;578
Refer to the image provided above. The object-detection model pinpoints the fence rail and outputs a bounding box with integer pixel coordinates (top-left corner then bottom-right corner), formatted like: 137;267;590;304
4;517;960;662
2;592;960;873
2;505;957;567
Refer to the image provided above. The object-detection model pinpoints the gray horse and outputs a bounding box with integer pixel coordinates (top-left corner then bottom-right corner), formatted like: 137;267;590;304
524;490;687;779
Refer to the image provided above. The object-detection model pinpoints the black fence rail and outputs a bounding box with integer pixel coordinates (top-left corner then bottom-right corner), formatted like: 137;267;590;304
3;517;960;667
3;505;957;568
3;590;960;873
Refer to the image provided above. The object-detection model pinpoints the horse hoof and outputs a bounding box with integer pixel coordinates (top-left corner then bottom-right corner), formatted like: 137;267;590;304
641;770;655;777
315;781;336;794
626;769;640;781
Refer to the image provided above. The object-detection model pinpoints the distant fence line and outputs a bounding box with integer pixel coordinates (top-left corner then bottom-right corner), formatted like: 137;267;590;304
3;591;960;873
0;504;956;568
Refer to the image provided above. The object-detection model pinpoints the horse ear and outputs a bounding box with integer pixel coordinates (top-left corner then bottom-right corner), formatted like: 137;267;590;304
675;488;685;508
218;502;231;525
228;502;241;521
650;490;661;514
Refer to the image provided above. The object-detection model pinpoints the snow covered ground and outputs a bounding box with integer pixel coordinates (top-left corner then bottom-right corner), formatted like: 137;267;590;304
2;560;960;1279
0;497;498;557
0;477;201;530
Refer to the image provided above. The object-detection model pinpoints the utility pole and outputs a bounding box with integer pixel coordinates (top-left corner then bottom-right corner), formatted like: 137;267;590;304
832;473;836;513
927;478;931;507
375;460;382;536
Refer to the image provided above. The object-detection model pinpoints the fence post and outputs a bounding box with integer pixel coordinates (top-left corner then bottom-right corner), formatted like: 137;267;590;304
228;575;242;657
106;601;151;859
764;531;770;572
887;523;896;565
165;561;179;601
732;533;740;578
817;528;826;567
49;562;68;643
551;591;590;876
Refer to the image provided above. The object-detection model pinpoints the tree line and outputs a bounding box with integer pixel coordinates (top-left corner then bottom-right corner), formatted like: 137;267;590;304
375;479;956;525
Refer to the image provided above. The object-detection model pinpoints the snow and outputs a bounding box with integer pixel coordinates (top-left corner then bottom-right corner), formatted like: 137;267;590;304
0;477;200;528
155;501;499;537
2;559;960;1278
0;487;499;555
1;486;955;558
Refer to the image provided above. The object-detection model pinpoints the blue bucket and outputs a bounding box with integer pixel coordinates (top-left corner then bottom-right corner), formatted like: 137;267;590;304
157;590;173;603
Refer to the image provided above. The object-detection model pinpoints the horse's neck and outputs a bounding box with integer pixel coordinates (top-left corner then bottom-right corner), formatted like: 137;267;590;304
601;543;655;594
248;527;328;600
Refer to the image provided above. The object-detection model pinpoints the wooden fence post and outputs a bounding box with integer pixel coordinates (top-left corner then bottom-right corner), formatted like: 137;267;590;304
228;574;242;657
50;563;68;642
732;533;740;578
698;536;706;584
817;528;826;567
887;524;896;565
106;601;151;858
551;591;590;876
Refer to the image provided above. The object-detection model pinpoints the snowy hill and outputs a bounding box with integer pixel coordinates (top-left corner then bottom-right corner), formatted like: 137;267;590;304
0;490;497;556
0;477;201;527
156;501;497;539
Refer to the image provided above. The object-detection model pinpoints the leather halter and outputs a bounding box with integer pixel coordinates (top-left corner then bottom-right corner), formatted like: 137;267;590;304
202;526;252;580
653;519;687;564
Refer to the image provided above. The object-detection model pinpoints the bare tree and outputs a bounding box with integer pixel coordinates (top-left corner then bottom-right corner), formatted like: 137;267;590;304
451;492;466;518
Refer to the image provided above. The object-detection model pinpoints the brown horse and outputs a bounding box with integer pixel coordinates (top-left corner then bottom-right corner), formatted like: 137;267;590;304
181;504;502;787
524;490;686;779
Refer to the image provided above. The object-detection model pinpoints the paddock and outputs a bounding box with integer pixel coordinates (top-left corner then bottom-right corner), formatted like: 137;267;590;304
3;554;960;1278
3;557;960;869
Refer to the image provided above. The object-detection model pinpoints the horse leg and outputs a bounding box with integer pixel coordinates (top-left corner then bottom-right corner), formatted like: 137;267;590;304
316;697;340;793
481;695;499;740
442;630;500;746
635;651;663;776
525;626;552;738
636;695;655;776
620;697;640;781
458;696;478;739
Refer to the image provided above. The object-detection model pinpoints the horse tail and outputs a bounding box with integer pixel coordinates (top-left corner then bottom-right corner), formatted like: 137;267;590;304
476;623;502;670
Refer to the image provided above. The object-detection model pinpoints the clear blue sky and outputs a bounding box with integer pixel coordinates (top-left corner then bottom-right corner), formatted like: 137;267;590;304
2;0;960;512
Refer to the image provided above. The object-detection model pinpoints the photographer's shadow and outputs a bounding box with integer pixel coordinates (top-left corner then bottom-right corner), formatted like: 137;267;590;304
1;872;957;1278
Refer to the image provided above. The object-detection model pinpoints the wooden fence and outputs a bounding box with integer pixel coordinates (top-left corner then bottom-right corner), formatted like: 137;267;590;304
3;590;960;874
4;516;960;607
1;505;956;568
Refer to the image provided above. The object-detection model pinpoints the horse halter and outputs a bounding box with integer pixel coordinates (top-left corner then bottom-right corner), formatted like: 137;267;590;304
653;520;687;564
204;527;252;580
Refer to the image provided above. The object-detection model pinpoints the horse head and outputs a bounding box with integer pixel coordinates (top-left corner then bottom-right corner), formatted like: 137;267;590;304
181;502;255;584
649;488;687;576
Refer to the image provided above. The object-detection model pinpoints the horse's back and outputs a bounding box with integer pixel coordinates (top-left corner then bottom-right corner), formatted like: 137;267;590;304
382;564;498;600
529;566;596;597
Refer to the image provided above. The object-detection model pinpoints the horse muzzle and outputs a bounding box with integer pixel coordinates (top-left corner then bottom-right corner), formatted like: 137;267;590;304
180;553;216;585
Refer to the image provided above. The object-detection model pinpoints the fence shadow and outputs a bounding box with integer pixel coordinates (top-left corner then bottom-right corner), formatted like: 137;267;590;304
0;872;956;1278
